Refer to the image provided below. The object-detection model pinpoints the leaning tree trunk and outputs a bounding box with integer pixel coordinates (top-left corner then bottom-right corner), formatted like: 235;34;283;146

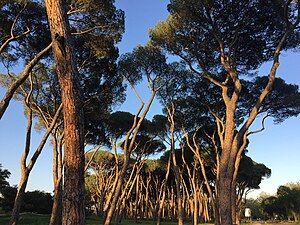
49;132;64;225
104;152;130;225
166;103;184;225
9;173;29;225
9;97;63;225
0;44;51;120
44;1;85;225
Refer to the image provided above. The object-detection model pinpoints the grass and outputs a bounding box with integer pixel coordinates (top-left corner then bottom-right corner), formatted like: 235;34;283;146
1;213;300;225
0;213;194;225
0;213;50;225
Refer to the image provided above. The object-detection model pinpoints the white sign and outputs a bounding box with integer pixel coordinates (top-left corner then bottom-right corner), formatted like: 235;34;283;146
245;208;251;217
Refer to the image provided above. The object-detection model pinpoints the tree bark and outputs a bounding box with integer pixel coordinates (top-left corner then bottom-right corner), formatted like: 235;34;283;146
166;103;184;225
49;132;64;225
9;174;29;225
50;177;63;225
156;154;171;225
44;1;85;225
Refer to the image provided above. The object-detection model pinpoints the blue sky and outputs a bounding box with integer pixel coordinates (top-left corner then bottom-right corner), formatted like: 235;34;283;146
0;0;299;198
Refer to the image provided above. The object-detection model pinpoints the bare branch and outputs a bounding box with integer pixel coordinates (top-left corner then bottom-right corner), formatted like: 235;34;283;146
71;24;112;35
0;2;31;55
27;103;63;171
0;43;52;120
84;145;101;172
247;114;270;136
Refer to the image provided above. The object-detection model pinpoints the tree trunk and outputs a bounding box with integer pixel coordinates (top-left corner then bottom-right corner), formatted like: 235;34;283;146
193;190;198;225
9;174;28;225
102;167;119;219
50;178;63;225
134;174;139;222
167;103;184;225
173;164;184;225
104;153;130;225
156;155;171;225
50;133;63;225
44;1;85;225
216;174;233;225
215;145;238;225
9;95;33;225
9;98;63;225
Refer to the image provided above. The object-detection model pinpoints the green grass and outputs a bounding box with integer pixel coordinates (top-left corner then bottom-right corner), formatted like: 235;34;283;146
0;213;197;225
1;214;300;225
0;213;50;225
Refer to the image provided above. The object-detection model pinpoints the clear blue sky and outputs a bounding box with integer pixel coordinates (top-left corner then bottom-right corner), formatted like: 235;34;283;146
0;0;299;198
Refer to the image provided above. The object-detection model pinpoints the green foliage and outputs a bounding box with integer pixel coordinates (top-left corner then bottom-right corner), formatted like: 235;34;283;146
0;186;52;214
126;135;166;157
244;198;266;220
23;190;53;214
0;0;51;63
143;159;163;173
0;185;16;213
0;0;126;147
105;111;135;139
118;44;168;86
0;164;10;191
85;149;115;169
261;183;300;221
150;0;300;74
237;154;271;190
239;77;300;124
68;0;124;57
105;111;167;157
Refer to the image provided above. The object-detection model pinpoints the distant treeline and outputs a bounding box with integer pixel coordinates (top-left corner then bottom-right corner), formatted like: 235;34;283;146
0;186;52;214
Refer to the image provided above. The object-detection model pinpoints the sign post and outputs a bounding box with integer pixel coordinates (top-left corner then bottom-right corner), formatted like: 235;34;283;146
245;208;252;223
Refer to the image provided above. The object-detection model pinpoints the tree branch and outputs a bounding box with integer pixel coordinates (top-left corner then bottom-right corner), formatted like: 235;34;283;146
0;43;52;120
247;114;270;136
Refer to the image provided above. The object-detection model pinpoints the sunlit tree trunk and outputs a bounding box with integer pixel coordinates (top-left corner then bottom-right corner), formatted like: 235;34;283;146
9;89;63;225
142;173;151;220
104;90;156;225
156;155;171;225
49;131;64;225
44;1;85;224
9;172;29;225
166;102;184;225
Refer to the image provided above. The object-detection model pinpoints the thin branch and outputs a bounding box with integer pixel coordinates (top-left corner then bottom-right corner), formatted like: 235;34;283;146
0;2;31;54
21;73;34;172
0;43;52;120
27;103;63;171
71;24;111;35
247;114;270;136
84;145;101;172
